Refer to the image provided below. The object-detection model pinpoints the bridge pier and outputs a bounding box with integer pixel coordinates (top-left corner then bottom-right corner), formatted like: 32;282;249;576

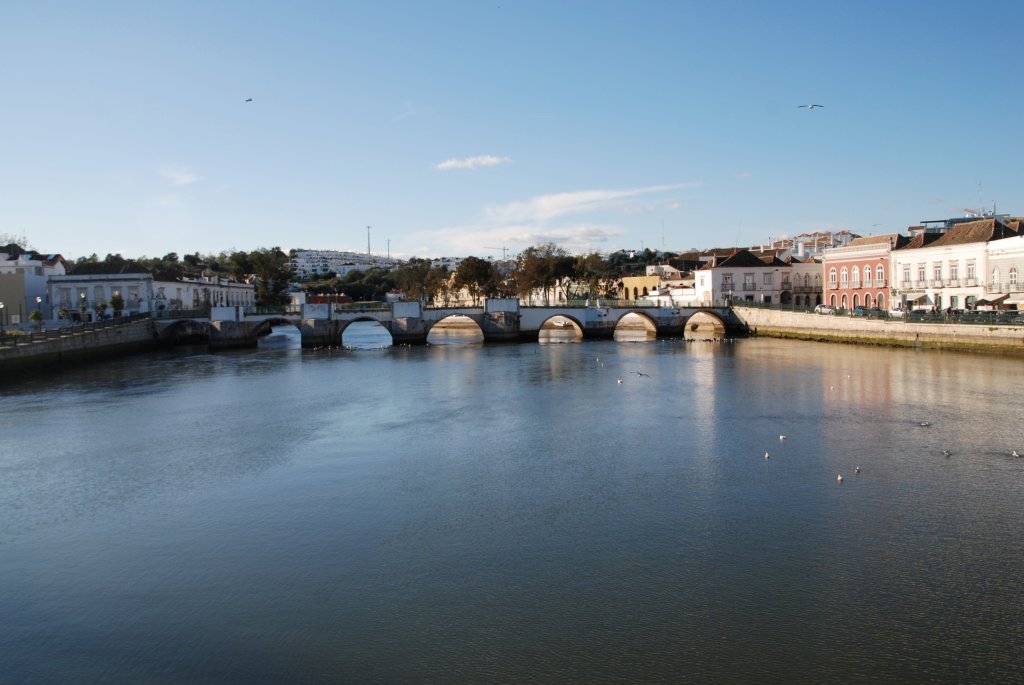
209;320;261;349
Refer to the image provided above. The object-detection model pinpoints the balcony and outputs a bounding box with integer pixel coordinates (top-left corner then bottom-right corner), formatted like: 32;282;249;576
914;281;928;289
944;279;960;288
900;281;912;289
742;283;757;291
965;278;977;287
930;279;944;288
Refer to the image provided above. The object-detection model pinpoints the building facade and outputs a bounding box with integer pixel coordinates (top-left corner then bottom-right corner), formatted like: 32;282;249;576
822;234;905;311
694;250;790;306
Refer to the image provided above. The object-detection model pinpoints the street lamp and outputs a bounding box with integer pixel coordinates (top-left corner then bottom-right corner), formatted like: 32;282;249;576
0;301;5;335
35;296;42;330
79;292;87;323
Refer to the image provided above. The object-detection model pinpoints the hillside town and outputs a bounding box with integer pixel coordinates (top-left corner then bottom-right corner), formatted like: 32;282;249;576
2;211;1023;330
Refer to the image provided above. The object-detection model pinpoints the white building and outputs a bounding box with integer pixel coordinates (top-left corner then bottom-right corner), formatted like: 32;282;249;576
891;218;1019;311
694;250;791;306
48;272;255;321
290;249;396;280
0;249;66;325
985;233;1024;309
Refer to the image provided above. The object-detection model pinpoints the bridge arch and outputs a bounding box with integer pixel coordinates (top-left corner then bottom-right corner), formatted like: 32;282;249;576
341;317;394;348
613;311;657;342
538;314;584;343
426;313;484;345
684;310;727;340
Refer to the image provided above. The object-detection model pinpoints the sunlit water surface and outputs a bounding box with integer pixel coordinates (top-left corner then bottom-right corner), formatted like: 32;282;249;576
1;335;1022;684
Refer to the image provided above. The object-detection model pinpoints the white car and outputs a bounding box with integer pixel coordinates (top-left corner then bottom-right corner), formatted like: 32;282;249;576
814;304;834;315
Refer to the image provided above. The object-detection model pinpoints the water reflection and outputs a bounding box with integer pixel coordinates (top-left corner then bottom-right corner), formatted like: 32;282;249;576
538;315;582;344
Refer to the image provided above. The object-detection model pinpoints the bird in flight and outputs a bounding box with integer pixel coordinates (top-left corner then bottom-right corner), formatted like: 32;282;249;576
245;98;253;102
632;371;651;377
798;104;823;110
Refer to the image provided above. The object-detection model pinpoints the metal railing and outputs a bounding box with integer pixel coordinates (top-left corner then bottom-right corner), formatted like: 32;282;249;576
0;313;152;348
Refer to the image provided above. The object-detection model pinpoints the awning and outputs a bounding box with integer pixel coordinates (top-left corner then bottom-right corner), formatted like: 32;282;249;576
905;293;928;303
975;293;1009;306
1005;294;1024;305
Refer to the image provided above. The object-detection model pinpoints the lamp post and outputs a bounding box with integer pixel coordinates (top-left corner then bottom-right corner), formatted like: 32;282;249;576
0;301;5;335
80;291;87;324
34;296;42;330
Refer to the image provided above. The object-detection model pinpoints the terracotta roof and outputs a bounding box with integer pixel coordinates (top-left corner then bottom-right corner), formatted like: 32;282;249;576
846;233;907;248
703;249;785;269
923;218;1018;248
898;232;943;250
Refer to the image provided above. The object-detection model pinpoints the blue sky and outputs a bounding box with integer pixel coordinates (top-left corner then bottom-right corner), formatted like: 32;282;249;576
2;1;1022;260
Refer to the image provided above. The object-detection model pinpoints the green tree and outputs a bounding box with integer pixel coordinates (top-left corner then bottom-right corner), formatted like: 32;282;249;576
248;247;293;306
454;256;495;305
110;292;125;316
29;308;43;329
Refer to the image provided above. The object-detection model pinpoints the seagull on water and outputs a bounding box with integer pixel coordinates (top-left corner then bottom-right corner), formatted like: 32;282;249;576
779;435;787;441
837;474;844;483
633;371;651;377
1013;450;1021;458
798;104;824;110
855;466;861;475
918;421;930;427
764;452;770;460
617;378;623;384
943;449;952;457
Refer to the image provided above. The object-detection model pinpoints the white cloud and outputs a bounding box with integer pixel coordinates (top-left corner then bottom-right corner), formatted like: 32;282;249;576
483;183;698;223
435;155;512;171
412;182;701;256
160;167;201;186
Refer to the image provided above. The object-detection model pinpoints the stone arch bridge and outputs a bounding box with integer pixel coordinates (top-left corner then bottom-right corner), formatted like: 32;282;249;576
156;300;744;349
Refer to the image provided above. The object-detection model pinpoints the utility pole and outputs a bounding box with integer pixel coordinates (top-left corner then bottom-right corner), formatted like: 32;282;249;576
386;239;390;260
367;225;371;255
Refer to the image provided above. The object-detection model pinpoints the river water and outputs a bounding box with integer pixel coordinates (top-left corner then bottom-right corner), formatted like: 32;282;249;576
1;329;1023;684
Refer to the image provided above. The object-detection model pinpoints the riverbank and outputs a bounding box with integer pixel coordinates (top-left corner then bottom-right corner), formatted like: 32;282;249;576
0;318;159;376
733;305;1024;356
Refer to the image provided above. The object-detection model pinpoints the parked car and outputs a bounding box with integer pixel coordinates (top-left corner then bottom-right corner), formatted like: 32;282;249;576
814;304;834;315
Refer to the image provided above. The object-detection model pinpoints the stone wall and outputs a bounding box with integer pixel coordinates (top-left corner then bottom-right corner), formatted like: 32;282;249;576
733;306;1024;355
0;319;159;374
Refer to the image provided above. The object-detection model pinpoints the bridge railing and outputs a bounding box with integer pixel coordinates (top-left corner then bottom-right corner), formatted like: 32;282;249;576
244;305;303;316
159;307;210;320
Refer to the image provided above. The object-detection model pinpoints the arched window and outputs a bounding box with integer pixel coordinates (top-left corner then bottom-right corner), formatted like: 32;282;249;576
829;268;837;288
840;268;849;287
877;293;885;309
841;294;848;309
815;274;821;288
804;274;810;287
865;294;872;308
642;287;649;296
633;287;639;299
853;294;860;308
830;294;837;308
876;265;885;286
851;267;860;287
863;266;872;287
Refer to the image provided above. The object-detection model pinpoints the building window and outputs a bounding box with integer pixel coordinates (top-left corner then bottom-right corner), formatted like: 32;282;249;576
917;264;926;283
877;265;885;286
853;294;860;308
841;294;848;309
967;261;976;281
763;272;773;285
902;265;911;285
933;263;942;281
950;262;958;281
851;267;860;287
829;268;837;288
992;268;1000;287
1011;267;1018;287
840;267;848;287
863;266;872;287
877;293;885;309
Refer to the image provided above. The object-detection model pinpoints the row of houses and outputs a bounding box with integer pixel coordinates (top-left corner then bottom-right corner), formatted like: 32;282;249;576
0;247;256;326
625;216;1023;313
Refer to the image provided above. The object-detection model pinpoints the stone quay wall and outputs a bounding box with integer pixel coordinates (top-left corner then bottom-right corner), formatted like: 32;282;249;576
733;306;1024;355
0;319;159;375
